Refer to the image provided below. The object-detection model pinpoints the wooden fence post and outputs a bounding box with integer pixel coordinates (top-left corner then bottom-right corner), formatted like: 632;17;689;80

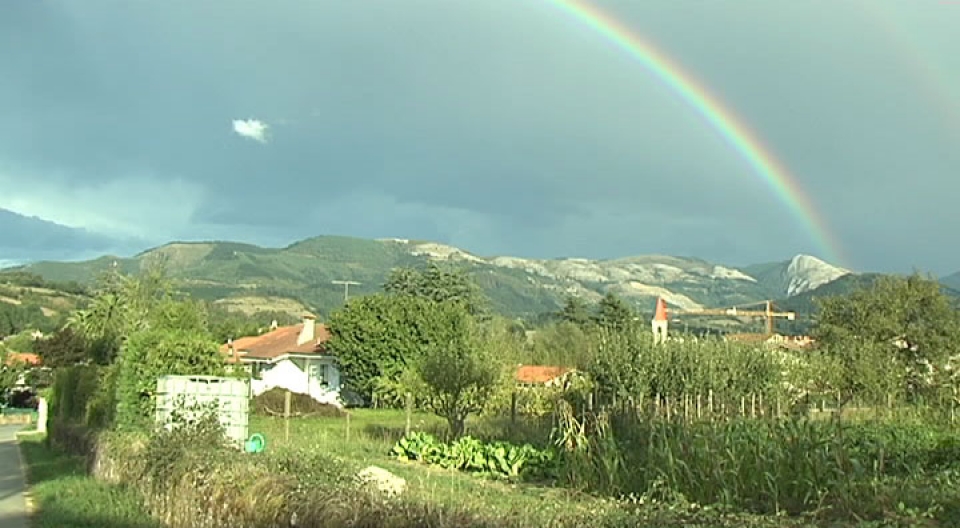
405;392;413;436
284;390;291;443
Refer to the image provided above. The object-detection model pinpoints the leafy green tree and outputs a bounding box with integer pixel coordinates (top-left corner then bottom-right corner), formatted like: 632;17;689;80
814;273;960;401
0;345;25;397
412;302;503;437
528;321;596;368
34;327;89;369
383;267;424;297
558;295;593;328
2;332;37;354
113;298;224;429
326;294;460;403
383;263;488;316
0;303;49;338
593;292;635;331
67;264;175;364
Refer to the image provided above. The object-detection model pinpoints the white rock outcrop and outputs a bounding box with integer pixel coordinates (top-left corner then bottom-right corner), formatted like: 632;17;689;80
785;254;850;296
355;466;406;498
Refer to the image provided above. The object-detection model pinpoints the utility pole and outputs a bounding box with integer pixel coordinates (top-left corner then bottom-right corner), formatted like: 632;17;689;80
331;280;361;302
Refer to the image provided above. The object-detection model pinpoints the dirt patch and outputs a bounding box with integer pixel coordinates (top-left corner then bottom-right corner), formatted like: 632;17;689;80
213;296;308;316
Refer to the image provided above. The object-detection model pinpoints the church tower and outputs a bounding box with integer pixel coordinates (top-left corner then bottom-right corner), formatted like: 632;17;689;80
652;297;669;345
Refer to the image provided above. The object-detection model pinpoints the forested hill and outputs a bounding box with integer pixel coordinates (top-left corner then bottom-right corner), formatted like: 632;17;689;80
9;235;955;327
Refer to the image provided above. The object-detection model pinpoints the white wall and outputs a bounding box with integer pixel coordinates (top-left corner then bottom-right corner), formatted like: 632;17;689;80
250;357;342;407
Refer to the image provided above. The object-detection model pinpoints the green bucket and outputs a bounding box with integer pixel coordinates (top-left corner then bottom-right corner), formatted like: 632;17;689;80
244;433;265;453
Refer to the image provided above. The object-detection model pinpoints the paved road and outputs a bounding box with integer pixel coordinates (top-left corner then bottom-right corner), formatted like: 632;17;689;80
0;424;28;528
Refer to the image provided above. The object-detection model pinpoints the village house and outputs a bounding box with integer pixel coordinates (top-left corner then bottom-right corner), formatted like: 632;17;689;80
515;365;579;389
725;333;816;350
221;314;342;407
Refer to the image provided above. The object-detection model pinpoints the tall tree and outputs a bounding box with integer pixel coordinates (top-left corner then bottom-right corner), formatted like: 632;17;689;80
326;294;461;402
67;264;175;364
528;321;596;368
113;298;224;429
814;273;960;401
594;292;635;331
383;267;424;297
383;263;487;316
558;295;592;328
411;302;503;437
34;327;89;369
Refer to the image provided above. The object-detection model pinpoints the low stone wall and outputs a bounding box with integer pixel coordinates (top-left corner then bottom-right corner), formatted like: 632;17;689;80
0;413;33;425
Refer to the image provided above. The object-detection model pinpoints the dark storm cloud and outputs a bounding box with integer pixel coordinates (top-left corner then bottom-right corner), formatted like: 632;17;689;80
0;208;135;262
0;0;957;274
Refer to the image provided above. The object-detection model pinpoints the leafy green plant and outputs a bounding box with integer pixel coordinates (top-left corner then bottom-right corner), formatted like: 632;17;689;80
392;431;556;480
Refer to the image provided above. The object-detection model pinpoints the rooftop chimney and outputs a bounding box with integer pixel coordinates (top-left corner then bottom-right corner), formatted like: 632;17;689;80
227;338;239;363
297;314;316;346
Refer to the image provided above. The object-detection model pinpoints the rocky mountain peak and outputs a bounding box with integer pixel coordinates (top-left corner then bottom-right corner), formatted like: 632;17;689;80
785;254;850;296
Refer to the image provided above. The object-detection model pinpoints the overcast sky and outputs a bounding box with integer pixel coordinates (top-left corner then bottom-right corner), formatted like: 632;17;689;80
1;1;957;274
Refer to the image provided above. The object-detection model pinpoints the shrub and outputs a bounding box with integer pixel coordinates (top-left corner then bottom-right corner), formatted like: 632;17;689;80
114;326;224;430
49;365;100;424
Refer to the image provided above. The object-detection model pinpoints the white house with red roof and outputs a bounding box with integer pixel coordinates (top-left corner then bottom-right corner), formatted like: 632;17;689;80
221;314;342;407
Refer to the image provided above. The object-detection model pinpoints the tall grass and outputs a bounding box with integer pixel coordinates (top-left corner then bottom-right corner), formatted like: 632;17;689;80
551;402;960;523
19;433;161;528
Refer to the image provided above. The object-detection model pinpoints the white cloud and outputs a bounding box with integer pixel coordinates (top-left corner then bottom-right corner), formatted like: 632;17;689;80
232;119;269;143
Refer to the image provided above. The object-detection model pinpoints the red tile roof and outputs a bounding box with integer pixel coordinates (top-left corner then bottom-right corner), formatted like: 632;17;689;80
220;323;331;363
4;352;41;366
515;365;574;384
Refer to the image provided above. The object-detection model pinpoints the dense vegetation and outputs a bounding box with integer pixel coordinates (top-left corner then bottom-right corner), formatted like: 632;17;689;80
16;257;960;526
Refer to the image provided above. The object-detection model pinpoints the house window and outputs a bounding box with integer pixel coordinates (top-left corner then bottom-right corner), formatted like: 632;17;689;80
303;360;332;387
250;361;272;379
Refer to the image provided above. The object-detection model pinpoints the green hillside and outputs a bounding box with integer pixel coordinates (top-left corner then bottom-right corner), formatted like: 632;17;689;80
942;272;960;291
12;236;794;320
19;235;949;326
0;271;90;337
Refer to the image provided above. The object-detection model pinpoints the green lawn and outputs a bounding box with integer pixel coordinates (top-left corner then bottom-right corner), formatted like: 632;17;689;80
17;433;160;528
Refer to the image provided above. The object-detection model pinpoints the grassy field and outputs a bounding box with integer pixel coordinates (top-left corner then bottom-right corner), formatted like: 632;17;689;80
249;410;595;522
246;410;855;527
25;406;959;527
17;433;159;528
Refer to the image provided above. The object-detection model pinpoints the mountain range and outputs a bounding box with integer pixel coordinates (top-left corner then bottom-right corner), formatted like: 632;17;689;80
7;235;957;335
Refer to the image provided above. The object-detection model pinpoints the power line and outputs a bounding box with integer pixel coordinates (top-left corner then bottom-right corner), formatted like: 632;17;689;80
331;280;361;302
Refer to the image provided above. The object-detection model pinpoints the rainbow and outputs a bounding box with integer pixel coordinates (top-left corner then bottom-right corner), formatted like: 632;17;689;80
545;0;847;266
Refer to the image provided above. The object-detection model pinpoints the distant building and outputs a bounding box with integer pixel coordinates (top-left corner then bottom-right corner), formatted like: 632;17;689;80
725;333;815;350
221;314;342;407
515;365;579;389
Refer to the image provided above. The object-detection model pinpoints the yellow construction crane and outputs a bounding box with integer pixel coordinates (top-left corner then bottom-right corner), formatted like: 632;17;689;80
673;300;796;336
